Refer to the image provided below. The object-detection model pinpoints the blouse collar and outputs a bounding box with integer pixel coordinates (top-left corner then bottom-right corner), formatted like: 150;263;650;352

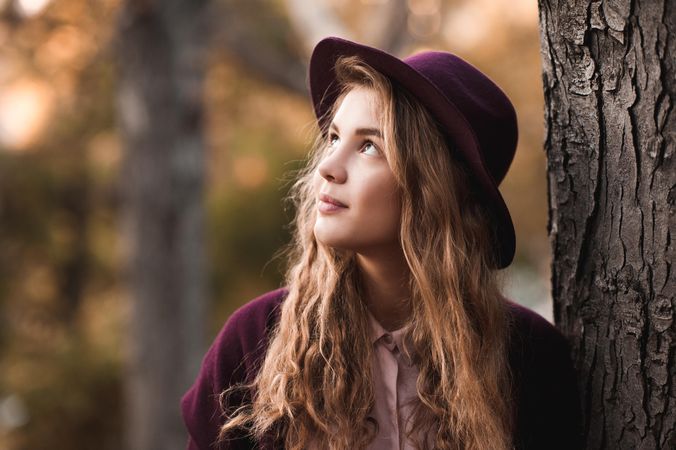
366;309;414;365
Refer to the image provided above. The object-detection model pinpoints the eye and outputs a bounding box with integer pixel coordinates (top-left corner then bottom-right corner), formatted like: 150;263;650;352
328;132;340;147
361;141;380;156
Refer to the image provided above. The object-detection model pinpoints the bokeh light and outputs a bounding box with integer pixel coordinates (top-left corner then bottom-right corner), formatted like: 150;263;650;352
0;79;54;151
15;0;52;18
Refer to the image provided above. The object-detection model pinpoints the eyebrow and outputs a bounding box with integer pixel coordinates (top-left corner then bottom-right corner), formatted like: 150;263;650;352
329;122;382;139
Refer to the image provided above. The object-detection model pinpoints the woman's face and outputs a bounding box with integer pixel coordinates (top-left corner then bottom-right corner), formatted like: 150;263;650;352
312;86;401;253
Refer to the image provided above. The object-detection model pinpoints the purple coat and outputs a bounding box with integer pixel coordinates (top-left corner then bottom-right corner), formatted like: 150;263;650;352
180;287;583;449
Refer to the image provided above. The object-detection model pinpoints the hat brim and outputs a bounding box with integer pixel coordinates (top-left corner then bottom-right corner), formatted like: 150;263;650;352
308;37;515;268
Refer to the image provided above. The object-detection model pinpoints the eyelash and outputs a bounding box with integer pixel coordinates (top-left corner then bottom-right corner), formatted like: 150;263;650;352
328;132;379;155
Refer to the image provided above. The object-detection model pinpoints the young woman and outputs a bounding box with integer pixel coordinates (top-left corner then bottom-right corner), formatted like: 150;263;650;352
181;37;582;450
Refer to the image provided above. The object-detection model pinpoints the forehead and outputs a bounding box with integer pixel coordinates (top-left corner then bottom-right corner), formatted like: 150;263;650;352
332;87;383;126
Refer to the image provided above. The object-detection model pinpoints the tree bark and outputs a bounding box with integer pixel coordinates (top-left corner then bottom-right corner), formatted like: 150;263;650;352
114;0;208;448
538;0;674;449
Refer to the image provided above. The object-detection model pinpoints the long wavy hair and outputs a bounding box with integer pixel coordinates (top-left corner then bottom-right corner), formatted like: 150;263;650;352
218;55;516;450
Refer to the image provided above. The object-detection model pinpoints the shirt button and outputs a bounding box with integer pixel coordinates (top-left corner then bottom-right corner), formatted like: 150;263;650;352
383;334;393;345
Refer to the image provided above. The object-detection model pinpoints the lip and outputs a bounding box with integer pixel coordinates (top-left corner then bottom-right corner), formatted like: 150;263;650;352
318;193;348;213
319;193;348;208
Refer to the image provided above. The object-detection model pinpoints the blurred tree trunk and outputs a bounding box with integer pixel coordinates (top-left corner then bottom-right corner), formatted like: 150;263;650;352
114;0;209;448
283;0;410;56
58;174;90;324
538;0;674;449
213;0;412;96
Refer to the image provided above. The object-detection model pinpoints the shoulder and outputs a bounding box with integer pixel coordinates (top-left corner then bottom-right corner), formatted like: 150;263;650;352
505;298;570;353
222;287;289;349
504;297;574;382
180;287;289;449
210;286;289;382
503;298;583;449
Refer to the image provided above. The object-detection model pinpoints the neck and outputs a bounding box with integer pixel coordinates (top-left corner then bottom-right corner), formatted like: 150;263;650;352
356;245;412;331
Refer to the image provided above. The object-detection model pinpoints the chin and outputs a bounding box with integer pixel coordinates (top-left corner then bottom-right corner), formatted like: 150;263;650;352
313;226;352;250
314;234;347;250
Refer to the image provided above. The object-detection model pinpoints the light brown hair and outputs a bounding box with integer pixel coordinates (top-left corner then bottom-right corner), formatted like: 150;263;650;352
218;55;516;450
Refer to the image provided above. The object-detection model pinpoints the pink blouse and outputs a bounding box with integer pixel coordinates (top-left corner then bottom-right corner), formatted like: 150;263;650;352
366;311;426;450
307;311;425;450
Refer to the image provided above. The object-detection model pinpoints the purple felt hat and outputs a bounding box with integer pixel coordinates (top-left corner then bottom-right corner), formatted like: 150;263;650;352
308;36;518;268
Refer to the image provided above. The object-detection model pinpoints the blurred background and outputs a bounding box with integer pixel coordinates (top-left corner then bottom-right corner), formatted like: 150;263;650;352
0;0;551;448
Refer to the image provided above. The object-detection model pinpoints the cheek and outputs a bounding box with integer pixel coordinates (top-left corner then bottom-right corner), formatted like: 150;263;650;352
358;178;401;233
312;170;322;193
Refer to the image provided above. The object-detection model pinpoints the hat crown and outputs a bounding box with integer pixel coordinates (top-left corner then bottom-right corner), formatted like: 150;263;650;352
403;51;518;184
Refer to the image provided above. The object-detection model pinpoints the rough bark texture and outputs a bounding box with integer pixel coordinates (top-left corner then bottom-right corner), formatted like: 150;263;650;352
537;0;674;449
115;0;208;449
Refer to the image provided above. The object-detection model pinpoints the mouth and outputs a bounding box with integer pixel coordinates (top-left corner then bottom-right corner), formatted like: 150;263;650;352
319;193;348;208
318;193;348;214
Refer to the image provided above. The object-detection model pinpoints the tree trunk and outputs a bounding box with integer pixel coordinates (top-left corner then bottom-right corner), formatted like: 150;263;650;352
538;0;674;449
114;0;208;448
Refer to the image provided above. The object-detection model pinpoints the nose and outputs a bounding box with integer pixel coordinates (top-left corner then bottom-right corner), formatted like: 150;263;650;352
317;144;347;183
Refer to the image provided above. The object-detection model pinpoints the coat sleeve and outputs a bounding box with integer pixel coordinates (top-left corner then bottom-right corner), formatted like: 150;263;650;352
509;304;584;450
180;288;287;450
